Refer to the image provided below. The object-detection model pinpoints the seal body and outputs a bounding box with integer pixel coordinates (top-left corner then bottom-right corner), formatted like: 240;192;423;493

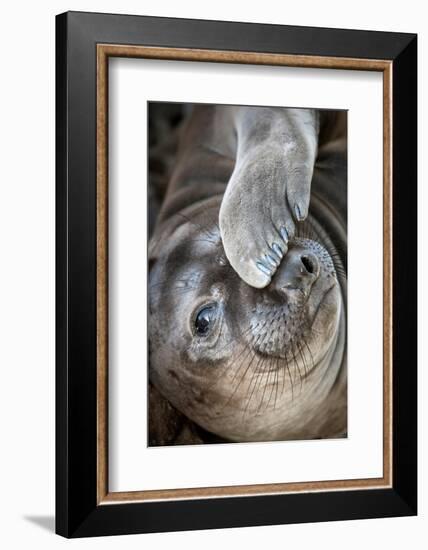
148;105;347;444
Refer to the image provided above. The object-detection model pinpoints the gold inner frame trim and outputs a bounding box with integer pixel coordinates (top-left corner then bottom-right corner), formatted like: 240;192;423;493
96;44;393;505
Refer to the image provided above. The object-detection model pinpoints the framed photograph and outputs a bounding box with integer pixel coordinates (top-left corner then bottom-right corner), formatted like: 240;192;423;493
56;11;417;537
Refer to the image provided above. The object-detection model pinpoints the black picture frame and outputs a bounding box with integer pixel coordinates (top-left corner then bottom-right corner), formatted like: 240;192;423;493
56;11;417;538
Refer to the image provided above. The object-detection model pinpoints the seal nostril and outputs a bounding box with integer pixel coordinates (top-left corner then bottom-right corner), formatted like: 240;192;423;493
301;255;314;274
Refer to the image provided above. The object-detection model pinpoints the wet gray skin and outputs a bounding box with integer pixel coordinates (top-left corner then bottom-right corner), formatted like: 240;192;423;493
148;105;347;442
149;199;346;442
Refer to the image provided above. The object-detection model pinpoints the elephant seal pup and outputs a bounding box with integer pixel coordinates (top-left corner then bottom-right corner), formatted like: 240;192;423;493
149;105;347;444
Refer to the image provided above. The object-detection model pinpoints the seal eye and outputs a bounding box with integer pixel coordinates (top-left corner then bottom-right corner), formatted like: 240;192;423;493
194;305;217;336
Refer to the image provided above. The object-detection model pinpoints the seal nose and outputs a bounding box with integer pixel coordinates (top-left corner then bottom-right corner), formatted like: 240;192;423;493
300;254;318;276
272;248;320;296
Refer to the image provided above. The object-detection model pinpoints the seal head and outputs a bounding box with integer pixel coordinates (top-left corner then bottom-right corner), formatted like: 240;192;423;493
149;198;346;442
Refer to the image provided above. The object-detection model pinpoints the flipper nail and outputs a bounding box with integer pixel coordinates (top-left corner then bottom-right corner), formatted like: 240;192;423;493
265;254;279;268
280;227;289;243
295;203;305;221
256;261;272;276
271;243;283;260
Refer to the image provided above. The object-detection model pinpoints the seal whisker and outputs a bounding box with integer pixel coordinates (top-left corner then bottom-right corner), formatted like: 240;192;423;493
290;341;303;392
295;217;347;279
273;355;280;410
237;321;271;367
302;337;315;374
243;328;272;415
282;353;294;401
257;354;273;413
296;340;308;379
206;324;256;391
265;326;282;411
242;353;265;418
279;310;303;389
227;321;267;385
230;325;270;408
262;352;278;412
216;319;270;407
280;356;287;396
220;344;261;413
245;311;284;414
213;323;254;357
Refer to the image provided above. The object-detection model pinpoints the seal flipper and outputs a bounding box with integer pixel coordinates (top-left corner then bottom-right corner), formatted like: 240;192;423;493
219;107;319;288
